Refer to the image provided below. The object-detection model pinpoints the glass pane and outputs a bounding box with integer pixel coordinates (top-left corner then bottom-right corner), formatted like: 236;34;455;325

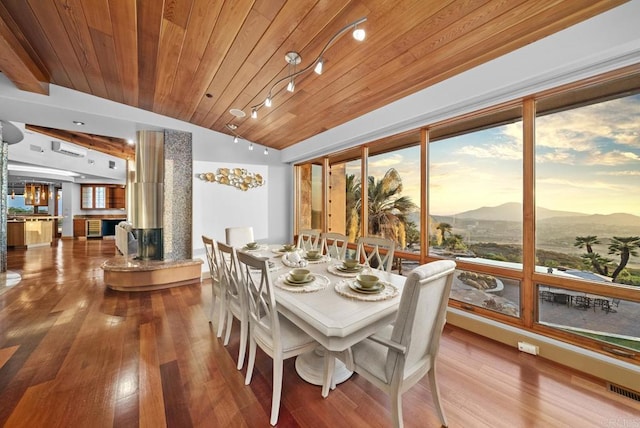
329;159;361;242
298;164;322;230
94;186;106;209
81;186;93;209
538;285;639;352
366;146;420;253
535;94;640;287
429;120;523;268
452;268;521;317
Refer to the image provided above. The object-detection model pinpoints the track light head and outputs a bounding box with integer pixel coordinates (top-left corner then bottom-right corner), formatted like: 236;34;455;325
314;58;324;75
353;26;365;41
264;147;269;155
251;108;257;119
233;136;239;144
249;143;254;151
287;79;295;92
265;95;272;107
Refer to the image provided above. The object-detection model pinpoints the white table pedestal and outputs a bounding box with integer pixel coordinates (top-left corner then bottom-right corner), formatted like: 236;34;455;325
295;346;352;386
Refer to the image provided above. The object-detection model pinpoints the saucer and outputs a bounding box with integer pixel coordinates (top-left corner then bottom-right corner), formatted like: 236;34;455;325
285;274;315;286
336;265;362;272
349;281;384;294
305;255;323;261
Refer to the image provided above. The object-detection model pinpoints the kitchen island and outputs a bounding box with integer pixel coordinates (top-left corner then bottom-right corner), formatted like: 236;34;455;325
7;216;62;248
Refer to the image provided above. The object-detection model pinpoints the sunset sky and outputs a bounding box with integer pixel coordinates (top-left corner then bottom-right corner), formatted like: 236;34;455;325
347;93;640;218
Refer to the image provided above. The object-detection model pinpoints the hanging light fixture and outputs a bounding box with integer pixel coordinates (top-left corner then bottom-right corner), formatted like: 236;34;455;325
250;17;367;116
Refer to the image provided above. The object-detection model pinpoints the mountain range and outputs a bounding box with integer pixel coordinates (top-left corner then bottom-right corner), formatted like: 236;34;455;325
450;202;640;226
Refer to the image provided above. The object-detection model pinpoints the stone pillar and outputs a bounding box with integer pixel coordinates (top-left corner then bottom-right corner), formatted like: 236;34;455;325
163;130;192;260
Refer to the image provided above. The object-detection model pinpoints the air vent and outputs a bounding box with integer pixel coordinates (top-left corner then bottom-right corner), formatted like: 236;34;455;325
51;140;87;157
29;144;44;153
609;383;640;402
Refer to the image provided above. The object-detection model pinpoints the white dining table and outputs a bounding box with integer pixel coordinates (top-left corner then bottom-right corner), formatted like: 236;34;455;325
244;245;406;394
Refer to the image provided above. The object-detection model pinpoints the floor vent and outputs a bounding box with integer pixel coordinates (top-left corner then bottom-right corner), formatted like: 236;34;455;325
609;383;640;402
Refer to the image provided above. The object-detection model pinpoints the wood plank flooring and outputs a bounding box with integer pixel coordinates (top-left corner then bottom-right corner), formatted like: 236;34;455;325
1;240;639;427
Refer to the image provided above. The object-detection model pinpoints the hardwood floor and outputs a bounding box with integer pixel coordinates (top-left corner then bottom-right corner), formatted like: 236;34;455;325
1;240;638;427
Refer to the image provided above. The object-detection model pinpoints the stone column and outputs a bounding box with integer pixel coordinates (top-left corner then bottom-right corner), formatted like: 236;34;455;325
163;130;192;260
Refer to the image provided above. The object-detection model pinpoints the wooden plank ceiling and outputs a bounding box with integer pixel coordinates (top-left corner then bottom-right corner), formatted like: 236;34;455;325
0;0;628;157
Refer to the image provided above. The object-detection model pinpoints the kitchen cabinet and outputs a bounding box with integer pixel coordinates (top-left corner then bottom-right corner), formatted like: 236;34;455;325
81;185;125;209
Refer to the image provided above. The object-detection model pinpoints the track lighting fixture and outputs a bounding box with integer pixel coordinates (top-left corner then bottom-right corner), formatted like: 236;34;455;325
249;143;254;151
250;17;367;116
264;147;269;155
314;58;324;75
233;136;239;144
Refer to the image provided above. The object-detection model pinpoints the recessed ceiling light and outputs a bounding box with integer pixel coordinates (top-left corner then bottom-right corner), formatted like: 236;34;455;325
73;120;85;126
230;109;246;118
226;123;238;130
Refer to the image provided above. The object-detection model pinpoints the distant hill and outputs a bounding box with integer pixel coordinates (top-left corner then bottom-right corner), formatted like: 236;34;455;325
452;202;588;222
539;212;640;227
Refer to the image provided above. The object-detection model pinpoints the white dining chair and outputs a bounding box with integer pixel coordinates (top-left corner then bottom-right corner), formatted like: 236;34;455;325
296;229;320;251
202;235;226;338
320;232;348;260
330;260;456;428
356;236;396;272
237;251;318;426
225;226;254;247
217;242;248;370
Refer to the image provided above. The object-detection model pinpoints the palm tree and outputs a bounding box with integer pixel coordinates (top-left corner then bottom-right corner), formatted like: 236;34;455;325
358;168;417;248
574;236;609;275
574;235;600;254
436;223;452;245
580;252;611;276
345;174;361;242
607;236;640;281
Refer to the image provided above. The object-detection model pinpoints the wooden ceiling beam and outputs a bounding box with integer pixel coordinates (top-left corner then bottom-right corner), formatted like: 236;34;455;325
0;12;48;94
25;125;135;160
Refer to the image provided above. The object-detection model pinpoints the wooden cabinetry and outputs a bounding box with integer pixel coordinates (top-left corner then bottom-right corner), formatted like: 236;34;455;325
7;222;26;246
73;218;87;237
81;185;125;210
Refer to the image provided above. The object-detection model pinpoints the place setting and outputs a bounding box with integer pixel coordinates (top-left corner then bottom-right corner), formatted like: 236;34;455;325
327;258;364;277
240;241;268;252
275;268;329;293
272;243;297;255
302;249;329;263
335;272;399;301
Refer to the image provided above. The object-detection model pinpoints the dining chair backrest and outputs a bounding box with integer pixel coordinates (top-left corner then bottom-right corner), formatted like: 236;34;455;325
225;226;254;247
202;235;219;283
356;236;396;272
202;235;226;336
320;232;348;260
236;251;280;347
296;229;320;251
217;242;244;317
388;260;456;382
217;241;249;370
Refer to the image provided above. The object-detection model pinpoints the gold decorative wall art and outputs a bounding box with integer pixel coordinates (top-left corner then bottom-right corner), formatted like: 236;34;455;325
198;168;265;191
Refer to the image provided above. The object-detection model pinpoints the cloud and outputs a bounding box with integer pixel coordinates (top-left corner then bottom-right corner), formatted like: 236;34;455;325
596;170;640;176
583;150;640;166
456;142;522;160
368;153;403;168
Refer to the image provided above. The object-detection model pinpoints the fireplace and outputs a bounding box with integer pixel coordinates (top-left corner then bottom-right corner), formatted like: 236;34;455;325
136;228;163;260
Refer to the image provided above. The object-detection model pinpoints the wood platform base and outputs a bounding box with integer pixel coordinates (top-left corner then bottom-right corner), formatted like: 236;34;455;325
102;257;203;291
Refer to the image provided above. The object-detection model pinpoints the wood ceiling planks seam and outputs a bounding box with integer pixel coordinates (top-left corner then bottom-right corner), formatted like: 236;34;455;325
0;0;628;153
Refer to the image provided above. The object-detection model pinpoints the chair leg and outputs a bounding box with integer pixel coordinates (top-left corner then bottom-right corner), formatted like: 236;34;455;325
237;317;248;370
245;337;256;385
216;293;226;338
270;358;284;426
389;385;404;428
428;366;448;427
223;310;233;345
209;287;216;323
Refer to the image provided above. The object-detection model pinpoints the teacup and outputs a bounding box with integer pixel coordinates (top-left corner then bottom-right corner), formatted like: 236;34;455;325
306;250;320;259
282;244;295;252
246;242;258;249
343;258;359;269
356;274;379;289
289;268;311;282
